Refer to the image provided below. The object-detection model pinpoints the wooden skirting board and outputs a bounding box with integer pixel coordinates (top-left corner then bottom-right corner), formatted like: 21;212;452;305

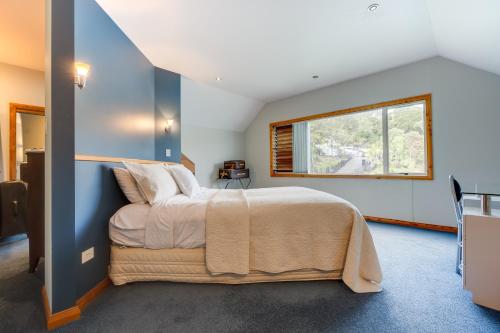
41;287;80;330
42;277;111;330
365;216;457;233
76;277;111;311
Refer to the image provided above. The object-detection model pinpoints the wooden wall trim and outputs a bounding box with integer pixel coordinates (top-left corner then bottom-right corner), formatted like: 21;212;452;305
75;154;196;174
365;215;457;233
42;277;110;330
180;153;196;175
9;103;45;180
75;154;177;165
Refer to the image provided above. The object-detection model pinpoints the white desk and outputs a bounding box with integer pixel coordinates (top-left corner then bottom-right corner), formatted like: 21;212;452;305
462;210;500;311
462;183;500;215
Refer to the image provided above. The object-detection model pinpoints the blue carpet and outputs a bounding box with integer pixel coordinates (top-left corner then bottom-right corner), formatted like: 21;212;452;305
1;223;499;332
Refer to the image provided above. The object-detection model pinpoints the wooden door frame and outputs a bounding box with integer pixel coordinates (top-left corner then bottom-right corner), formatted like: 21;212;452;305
9;103;45;180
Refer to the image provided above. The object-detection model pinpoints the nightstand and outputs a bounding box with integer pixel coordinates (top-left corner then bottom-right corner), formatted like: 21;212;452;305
216;177;251;189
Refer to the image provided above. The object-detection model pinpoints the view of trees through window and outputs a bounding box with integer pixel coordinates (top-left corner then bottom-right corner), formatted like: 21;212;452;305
309;102;426;175
388;104;425;174
310;109;383;174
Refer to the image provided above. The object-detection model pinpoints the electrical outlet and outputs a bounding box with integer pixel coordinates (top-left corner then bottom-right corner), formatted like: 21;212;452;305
81;247;94;264
165;149;171;157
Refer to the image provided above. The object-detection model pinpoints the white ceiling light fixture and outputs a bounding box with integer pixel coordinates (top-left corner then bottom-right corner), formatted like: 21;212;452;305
216;77;222;81
368;3;380;12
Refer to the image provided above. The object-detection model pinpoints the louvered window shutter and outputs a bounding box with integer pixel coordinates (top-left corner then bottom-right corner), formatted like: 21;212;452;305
272;125;293;172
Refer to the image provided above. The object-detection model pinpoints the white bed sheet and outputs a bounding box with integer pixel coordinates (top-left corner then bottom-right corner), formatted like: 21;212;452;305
109;189;217;248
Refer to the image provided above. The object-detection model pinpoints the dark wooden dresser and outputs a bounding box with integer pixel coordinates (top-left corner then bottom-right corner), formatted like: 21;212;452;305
20;150;45;273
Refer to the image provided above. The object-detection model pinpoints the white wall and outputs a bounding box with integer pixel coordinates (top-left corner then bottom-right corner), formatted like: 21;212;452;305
181;77;262;187
245;57;500;227
181;77;263;132
182;125;245;188
0;62;45;180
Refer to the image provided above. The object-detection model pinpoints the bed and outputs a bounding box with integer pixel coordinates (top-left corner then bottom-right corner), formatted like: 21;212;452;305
109;179;383;293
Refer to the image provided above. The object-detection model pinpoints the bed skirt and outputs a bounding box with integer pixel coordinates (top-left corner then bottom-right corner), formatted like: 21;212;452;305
109;245;342;285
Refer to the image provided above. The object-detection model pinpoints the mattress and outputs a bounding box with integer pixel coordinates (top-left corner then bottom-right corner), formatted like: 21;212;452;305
109;192;209;248
109;224;145;248
109;204;148;247
109;245;342;285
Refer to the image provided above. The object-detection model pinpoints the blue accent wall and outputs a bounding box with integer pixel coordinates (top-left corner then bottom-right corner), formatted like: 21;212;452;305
75;0;155;160
50;0;76;313
154;67;181;162
47;0;183;309
74;0;156;299
74;161;127;297
71;0;182;301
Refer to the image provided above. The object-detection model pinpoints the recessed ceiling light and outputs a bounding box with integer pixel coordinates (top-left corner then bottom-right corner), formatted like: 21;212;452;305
368;3;380;12
216;77;222;81
312;75;319;79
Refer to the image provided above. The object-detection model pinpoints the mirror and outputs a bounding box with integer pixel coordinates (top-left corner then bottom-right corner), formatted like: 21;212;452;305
9;104;45;180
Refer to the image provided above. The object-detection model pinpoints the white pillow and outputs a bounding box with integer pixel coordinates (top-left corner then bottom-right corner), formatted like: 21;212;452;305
123;162;180;205
113;168;146;204
167;164;201;198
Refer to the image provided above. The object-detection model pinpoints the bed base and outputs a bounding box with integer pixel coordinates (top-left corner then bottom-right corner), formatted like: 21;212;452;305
109;245;342;285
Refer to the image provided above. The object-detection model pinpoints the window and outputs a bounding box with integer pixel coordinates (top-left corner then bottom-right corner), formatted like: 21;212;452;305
270;94;432;179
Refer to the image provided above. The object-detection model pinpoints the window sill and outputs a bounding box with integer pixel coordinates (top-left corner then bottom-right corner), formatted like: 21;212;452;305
270;172;433;180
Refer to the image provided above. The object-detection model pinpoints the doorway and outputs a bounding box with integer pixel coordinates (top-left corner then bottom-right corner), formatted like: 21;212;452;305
9;103;45;181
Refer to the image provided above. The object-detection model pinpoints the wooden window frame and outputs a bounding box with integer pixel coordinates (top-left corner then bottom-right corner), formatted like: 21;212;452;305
269;94;433;180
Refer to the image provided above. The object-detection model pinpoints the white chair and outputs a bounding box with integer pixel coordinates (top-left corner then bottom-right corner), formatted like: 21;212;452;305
449;175;463;275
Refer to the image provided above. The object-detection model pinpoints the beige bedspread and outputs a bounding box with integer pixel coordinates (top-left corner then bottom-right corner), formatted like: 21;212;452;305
205;187;382;293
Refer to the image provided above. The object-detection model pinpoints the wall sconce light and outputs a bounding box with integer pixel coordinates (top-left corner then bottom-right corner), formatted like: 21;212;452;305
75;62;90;89
164;119;174;134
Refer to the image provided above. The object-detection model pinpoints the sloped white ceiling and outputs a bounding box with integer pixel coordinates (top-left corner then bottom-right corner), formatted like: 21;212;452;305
96;0;439;102
426;0;500;78
181;77;264;132
95;0;500;104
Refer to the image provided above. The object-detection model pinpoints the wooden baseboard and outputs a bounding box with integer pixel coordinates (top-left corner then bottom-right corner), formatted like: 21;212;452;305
365;216;457;233
41;287;81;330
76;277;111;311
42;277;110;330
